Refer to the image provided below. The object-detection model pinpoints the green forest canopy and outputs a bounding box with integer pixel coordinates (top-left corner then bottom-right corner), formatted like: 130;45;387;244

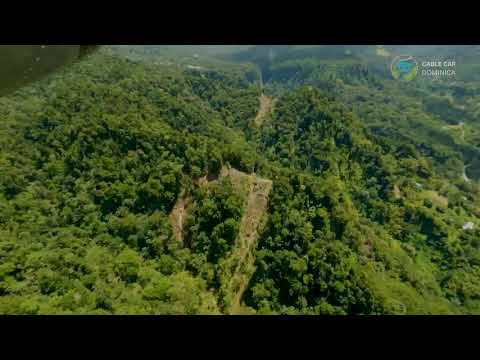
0;46;479;314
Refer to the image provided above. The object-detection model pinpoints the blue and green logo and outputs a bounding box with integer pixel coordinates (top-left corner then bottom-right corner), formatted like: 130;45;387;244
391;55;418;81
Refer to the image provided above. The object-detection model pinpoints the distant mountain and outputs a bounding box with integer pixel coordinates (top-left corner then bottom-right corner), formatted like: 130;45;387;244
108;45;252;60
0;46;479;315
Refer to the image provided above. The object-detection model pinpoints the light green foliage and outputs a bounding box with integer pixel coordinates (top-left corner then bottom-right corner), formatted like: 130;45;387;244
0;46;479;314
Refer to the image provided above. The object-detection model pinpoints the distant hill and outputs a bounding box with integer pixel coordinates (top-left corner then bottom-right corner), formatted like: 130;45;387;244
0;46;479;315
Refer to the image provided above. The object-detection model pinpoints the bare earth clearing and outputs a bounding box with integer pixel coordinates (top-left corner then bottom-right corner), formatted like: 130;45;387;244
253;94;276;127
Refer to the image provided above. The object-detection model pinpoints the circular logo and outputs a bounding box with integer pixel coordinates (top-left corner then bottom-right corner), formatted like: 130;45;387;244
391;55;418;81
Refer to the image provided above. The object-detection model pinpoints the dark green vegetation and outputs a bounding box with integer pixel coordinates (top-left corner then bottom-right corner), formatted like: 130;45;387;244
0;46;479;314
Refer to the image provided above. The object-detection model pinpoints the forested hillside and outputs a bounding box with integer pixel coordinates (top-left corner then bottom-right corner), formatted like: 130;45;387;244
0;46;478;314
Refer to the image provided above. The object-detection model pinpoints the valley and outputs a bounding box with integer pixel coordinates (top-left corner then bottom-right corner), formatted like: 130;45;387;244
0;45;479;315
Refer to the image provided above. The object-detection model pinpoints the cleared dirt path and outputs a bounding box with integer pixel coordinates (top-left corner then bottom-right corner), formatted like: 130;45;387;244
185;166;273;313
170;194;189;243
253;94;276;127
228;174;272;314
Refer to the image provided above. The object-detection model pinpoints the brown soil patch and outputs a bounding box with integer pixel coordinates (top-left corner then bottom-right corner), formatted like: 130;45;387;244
170;194;190;243
253;94;276;127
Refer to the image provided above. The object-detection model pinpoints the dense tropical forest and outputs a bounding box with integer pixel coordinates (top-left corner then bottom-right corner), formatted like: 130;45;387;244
0;45;479;314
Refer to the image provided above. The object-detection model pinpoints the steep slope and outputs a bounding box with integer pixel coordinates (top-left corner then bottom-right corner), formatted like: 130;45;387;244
0;47;479;315
244;87;480;314
0;51;260;314
229;174;272;314
211;167;272;314
235;45;480;183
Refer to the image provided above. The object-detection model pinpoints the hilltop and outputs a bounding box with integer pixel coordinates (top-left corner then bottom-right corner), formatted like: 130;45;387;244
0;47;479;314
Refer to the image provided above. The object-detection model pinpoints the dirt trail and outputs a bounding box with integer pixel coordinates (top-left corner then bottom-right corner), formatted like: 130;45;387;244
170;195;189;243
196;166;273;314
393;184;402;199
228;174;272;314
253;94;276;127
171;166;272;314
